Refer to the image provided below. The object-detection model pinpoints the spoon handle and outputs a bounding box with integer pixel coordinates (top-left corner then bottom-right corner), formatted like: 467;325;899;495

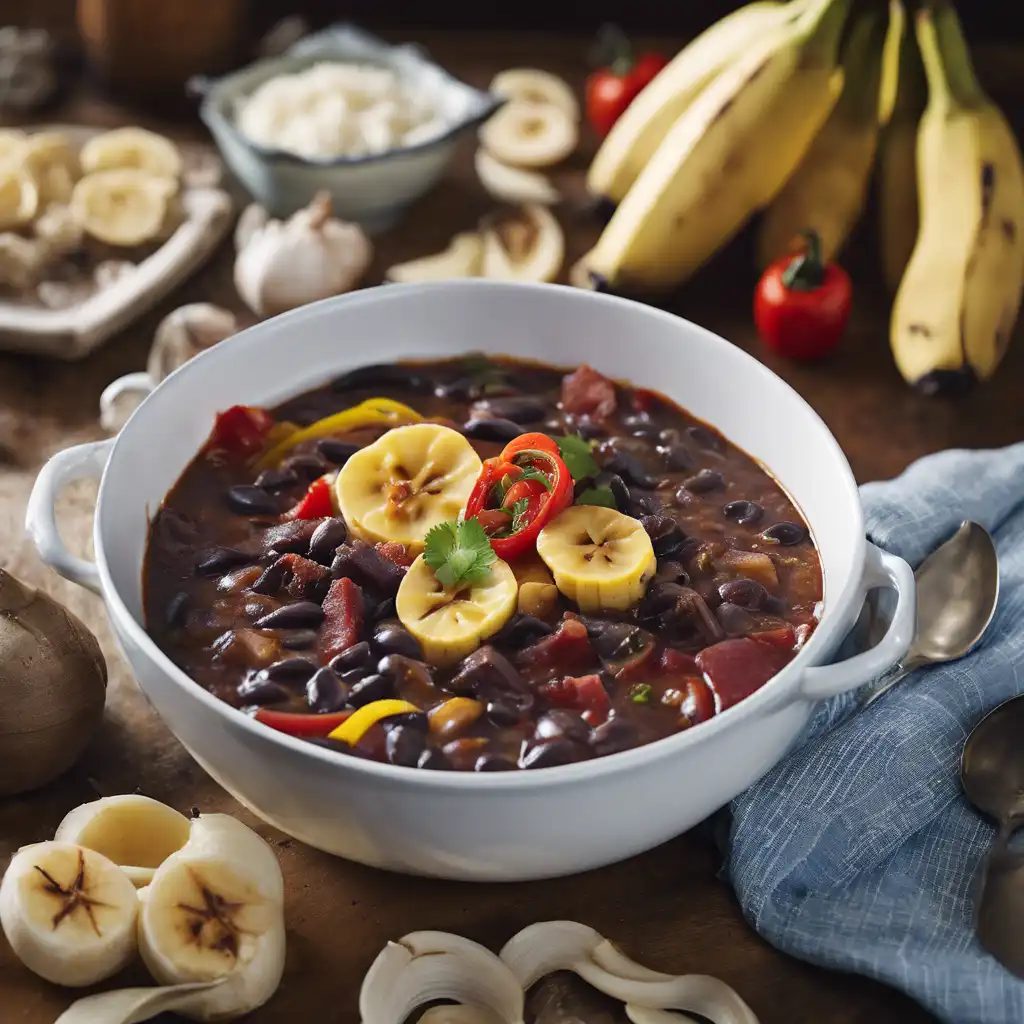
861;661;916;707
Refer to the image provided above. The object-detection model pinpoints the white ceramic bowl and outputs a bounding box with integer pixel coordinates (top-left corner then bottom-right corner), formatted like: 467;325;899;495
194;25;501;232
27;281;915;882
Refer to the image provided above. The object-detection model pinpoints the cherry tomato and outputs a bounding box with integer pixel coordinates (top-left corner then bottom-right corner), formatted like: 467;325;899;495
586;26;669;138
754;229;852;361
203;405;274;460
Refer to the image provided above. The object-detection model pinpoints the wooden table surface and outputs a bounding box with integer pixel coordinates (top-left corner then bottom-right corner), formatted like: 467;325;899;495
3;30;1023;1024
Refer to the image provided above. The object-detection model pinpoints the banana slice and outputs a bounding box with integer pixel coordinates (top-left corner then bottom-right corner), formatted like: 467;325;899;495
70;169;169;246
54;795;192;888
537;506;656;613
397;554;518;665
22;131;79;206
80;127;183;182
0;841;138;987
386;232;483;283
489;69;580;122
336;424;482;552
138;813;285;1020
0;168;39;230
479;101;578;169
475;148;560;206
0;129;27;168
481;205;564;283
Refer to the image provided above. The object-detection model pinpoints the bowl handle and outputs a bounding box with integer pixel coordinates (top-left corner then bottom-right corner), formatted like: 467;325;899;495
99;371;155;431
25;438;115;595
799;542;916;702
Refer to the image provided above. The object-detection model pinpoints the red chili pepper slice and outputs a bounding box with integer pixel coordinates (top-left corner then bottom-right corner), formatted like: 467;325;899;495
288;476;334;520
465;432;573;560
252;708;352;738
203;405;275;460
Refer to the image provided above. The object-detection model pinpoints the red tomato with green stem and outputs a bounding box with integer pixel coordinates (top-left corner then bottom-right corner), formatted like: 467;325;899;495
586;25;669;138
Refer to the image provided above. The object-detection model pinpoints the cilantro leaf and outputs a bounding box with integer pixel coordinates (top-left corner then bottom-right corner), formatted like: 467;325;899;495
575;485;618;509
423;518;496;589
515;464;552;491
556;433;600;480
510;497;531;532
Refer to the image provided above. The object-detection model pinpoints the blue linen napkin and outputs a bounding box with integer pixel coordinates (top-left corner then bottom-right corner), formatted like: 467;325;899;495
723;443;1024;1024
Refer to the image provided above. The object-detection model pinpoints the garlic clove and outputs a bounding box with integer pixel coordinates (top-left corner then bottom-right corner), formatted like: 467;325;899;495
420;1005;509;1024
626;1006;703;1024
475;148;559;206
234;201;270;251
386;232;484;283
54;980;226;1024
147;303;240;383
480;204;564;283
360;931;525;1024
499;920;604;989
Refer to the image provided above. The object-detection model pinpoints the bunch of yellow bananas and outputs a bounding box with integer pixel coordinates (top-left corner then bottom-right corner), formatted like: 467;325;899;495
578;0;1024;396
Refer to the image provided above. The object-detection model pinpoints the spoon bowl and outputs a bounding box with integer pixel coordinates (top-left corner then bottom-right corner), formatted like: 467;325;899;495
961;694;1024;827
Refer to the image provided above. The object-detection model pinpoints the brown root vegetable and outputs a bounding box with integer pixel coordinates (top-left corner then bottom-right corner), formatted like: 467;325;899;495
0;568;107;796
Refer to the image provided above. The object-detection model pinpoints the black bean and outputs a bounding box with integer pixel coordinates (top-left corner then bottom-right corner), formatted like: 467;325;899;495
332;362;431;393
655;561;689;586
639;514;690;559
763;521;808;546
461;417;523;442
329;641;373;672
520;739;583;769
347;673;394;708
657;443;693;472
195;547;254;577
493;614;553;649
383;711;429;732
583;621;656;671
590;717;638;756
332;541;405;594
448;645;527;698
255;601;325;629
470;395;547;423
630;494;664;517
416;748;451;770
681;469;724;494
236;674;291;706
165;591;190;629
262;657;318;684
386;725;427;767
254;467;299;492
372;622;423;660
376;654;432;690
572;416;605;441
597;472;631;510
687;425;722;451
370;597;397;623
535;710;590;744
716;602;755;636
474;754;517;771
723;500;764;526
315;439;360;466
282;453;327;481
339;667;371;685
250;558;290;596
764;595;787;616
718;578;769;610
486;700;525;727
308;518;348;565
306;666;348;713
280;629;319;650
263;519;319;555
622;412;659;439
604;450;660;489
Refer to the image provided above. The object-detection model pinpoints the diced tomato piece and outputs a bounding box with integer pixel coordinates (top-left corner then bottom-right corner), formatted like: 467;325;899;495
538;673;611;726
750;625;796;650
288;476;334;520
204;405;275;460
696;637;793;711
560;364;617;421
474;509;515;537
275;553;331;601
319;577;365;662
659;648;699;675
631;389;660;414
679;677;716;725
375;541;414;568
518;616;595;675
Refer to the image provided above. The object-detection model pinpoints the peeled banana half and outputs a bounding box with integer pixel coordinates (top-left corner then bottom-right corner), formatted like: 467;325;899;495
80;127;184;182
70;168;172;246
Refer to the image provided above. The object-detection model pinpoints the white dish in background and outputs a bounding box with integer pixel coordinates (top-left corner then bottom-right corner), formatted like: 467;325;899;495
0;125;232;361
26;281;915;882
194;24;501;232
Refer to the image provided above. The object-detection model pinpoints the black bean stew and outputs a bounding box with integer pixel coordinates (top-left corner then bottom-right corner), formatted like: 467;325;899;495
144;356;822;772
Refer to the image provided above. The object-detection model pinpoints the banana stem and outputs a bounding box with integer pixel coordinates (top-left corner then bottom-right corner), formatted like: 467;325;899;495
890;1;928;119
916;2;984;109
798;0;854;67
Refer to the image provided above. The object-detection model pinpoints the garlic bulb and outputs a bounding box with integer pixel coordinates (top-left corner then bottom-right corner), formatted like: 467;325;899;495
0;568;107;796
233;191;372;318
147;303;239;383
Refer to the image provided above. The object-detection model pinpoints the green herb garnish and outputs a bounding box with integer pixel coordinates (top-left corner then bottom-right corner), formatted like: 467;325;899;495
630;684;653;704
515;464;553;491
556;433;600;480
575;485;617;509
509;497;531;532
423;518;496;589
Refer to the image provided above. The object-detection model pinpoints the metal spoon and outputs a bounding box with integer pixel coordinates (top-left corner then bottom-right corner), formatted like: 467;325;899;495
862;521;999;706
961;695;1024;977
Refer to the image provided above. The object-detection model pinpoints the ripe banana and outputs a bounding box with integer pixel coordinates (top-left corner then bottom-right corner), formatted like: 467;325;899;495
479;101;578;168
583;0;850;293
138;813;286;1021
536;506;656;613
587;0;810;204
0;841;138;987
0;167;39;230
54;794;192;888
890;3;1024;395
80;127;183;182
70;169;170;246
757;7;887;268
336;424;483;551
397;554;518;665
878;0;928;294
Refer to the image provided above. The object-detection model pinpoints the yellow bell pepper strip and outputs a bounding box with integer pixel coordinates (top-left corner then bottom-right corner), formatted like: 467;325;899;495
254;398;423;470
327;699;421;745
